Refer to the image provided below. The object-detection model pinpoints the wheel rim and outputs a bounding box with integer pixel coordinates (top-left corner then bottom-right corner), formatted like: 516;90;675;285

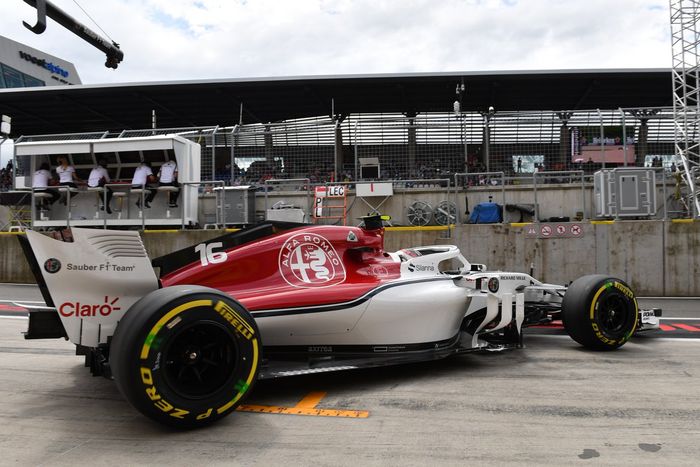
407;201;432;226
597;293;631;334
162;321;238;399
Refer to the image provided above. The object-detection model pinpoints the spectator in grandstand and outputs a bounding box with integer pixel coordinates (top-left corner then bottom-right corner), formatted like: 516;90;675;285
87;159;112;214
32;162;60;207
517;157;523;173
56;155;82;204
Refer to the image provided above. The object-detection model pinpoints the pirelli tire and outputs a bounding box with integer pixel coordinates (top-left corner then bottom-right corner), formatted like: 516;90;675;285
561;275;639;351
110;285;260;428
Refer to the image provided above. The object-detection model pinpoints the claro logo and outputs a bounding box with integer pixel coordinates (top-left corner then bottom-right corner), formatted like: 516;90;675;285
59;296;121;317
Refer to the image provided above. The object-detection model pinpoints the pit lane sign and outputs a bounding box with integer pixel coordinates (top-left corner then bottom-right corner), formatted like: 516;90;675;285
524;223;584;239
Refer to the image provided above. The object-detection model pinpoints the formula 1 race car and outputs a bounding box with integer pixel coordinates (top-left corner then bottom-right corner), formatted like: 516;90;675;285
17;217;660;428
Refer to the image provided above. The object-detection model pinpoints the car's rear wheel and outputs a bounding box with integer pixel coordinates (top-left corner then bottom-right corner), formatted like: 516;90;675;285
110;285;260;428
561;275;638;350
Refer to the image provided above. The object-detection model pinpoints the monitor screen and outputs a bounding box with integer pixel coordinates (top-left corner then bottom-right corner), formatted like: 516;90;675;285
360;165;380;179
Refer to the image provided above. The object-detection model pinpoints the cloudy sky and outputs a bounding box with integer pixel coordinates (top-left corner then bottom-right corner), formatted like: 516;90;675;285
0;0;673;164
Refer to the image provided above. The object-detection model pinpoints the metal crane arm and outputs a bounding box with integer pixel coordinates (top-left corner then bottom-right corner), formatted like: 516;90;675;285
22;0;123;69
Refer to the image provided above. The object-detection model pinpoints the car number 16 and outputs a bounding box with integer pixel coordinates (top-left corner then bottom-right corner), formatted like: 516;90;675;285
195;242;228;266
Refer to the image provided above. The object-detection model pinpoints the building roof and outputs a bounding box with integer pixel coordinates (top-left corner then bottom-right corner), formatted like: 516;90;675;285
0;69;672;137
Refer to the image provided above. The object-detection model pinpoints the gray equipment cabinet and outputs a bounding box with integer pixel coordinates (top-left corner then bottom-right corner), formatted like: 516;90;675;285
594;168;656;218
218;186;256;225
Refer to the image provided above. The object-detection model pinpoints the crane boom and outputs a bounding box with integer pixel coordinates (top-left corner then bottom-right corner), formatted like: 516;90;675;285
22;0;123;69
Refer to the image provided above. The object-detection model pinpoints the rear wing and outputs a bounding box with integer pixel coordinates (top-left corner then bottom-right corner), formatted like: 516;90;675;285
18;229;159;347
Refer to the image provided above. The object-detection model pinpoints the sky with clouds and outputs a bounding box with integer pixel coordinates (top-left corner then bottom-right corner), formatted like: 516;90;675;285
0;0;674;164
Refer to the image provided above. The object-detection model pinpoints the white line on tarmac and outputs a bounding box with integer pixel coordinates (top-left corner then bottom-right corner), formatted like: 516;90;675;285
0;316;28;320
660;317;700;321
0;300;44;305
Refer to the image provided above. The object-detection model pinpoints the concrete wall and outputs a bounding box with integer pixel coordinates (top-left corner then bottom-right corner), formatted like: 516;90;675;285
1;220;698;296
253;184;591;225
249;180;676;226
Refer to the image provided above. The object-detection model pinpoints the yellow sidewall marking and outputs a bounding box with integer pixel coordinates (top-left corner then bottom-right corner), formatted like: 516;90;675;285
140;299;213;360
217;338;259;414
589;282;639;344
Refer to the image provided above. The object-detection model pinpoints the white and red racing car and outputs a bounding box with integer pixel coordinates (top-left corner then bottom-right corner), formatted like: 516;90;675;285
17;216;660;428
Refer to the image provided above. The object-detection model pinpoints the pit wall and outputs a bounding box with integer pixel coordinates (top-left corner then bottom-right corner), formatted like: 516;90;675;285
1;220;698;296
204;180;676;227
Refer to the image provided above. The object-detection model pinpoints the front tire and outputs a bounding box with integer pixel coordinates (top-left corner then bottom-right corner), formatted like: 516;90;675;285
110;286;260;428
561;275;638;351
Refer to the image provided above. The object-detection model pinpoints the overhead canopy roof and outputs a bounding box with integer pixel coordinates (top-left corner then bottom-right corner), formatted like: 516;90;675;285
0;69;672;137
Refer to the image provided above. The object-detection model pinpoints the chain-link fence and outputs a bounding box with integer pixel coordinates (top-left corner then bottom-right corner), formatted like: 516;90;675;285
8;107;683;187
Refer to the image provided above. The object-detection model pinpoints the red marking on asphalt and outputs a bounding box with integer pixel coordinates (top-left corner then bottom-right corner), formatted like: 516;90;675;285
672;323;700;332
659;324;676;331
530;322;564;329
0;304;27;313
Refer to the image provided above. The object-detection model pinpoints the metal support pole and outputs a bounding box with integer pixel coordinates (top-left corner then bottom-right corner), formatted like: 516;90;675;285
353;121;359;181
620;108;628;167
533;172;539;222
597;108;606;169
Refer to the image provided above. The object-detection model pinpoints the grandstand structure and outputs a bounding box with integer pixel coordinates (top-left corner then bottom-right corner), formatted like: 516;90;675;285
12;107;678;186
0;69;681;187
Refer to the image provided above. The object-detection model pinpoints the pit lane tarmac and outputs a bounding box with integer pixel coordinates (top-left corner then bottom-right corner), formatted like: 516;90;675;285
0;288;699;465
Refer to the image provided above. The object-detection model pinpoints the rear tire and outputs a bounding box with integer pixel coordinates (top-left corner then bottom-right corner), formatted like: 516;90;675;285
110;285;260;428
561;275;638;351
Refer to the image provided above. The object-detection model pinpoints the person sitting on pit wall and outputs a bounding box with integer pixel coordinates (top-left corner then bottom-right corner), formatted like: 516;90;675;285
156;157;179;208
56;155;82;204
32;162;60;208
88;159;113;214
131;161;157;208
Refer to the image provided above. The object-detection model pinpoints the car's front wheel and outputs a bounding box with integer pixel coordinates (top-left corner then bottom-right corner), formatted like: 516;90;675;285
561;275;638;351
110;285;260;428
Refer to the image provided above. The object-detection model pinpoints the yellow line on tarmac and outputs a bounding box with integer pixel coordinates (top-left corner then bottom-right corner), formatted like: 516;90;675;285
143;229;179;233
236;391;369;418
0;231;26;235
385;225;453;231
671;218;695;223
510;222;532;227
295;391;327;408
590;220;615;225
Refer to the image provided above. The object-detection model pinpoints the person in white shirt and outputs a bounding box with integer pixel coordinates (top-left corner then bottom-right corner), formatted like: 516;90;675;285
32;162;59;207
56;155;82;204
88;159;113;214
131;161;156;208
156;158;179;207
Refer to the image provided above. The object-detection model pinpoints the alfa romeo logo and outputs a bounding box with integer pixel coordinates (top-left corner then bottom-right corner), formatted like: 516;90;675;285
44;258;61;274
278;232;346;288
